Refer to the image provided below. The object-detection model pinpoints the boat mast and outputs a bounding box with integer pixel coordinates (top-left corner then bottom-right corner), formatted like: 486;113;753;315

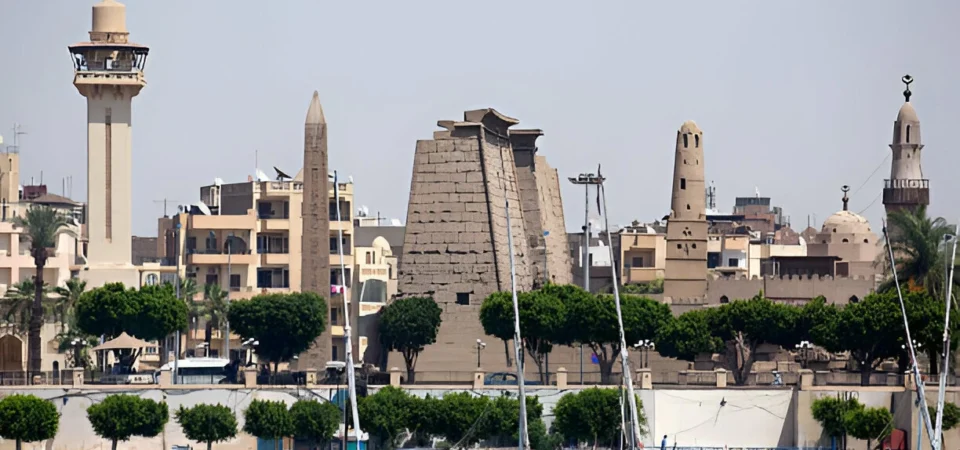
334;170;363;441
499;146;530;450
882;221;936;442
932;226;958;450
598;172;642;448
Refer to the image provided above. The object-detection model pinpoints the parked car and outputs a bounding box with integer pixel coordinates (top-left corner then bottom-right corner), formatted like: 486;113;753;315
484;372;542;386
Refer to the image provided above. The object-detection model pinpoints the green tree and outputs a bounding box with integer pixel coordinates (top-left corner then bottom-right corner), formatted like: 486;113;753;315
87;395;169;450
0;394;59;450
936;402;960;431
845;406;893;450
903;289;959;374
479;291;514;368
175;403;238;450
811;292;904;385
480;394;544;447
228;292;326;372
708;296;803;385
553;388;647;448
811;396;863;449
290;399;341;450
408;394;442;446
883;205;959;301
243;399;293;450
434;392;489;447
53;277;87;331
202;283;230;352
563;289;672;384
14;205;74;374
378;296;442;384
357;385;415;449
74;283;188;371
655;308;723;361
0;279;52;336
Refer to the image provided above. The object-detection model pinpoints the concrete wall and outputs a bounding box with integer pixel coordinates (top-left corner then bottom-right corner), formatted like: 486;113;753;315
0;384;942;450
704;274;876;305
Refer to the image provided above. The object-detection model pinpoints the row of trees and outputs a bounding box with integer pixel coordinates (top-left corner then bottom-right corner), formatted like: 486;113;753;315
478;283;953;386
808;396;957;450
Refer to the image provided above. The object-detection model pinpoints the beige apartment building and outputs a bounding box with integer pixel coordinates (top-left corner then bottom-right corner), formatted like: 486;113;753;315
619;221;666;286
157;173;355;360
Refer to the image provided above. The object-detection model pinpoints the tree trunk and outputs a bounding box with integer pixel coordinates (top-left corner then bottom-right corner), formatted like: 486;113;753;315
29;258;46;377
207;441;213;450
112;439;118;450
205;320;213;355
503;339;512;367
405;360;416;384
15;439;20;450
599;358;615;384
860;367;872;386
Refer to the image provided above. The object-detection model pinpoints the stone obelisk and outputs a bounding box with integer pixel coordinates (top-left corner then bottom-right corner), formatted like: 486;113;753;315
300;91;331;368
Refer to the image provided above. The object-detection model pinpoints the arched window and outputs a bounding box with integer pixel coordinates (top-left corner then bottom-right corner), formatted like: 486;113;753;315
863;239;869;244
683;134;688;148
842;238;849;243
849;295;859;303
695;135;700;148
145;273;159;286
720;295;729;304
906;125;911;143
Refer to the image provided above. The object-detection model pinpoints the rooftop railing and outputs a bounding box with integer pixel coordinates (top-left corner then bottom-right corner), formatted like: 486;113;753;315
884;178;929;189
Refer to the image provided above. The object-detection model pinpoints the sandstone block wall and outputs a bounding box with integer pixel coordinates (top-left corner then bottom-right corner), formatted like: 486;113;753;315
396;110;537;374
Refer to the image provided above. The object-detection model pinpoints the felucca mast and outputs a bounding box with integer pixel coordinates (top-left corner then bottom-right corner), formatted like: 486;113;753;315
598;170;642;448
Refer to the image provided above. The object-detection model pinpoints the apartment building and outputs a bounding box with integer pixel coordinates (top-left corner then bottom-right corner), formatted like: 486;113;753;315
157;171;355;360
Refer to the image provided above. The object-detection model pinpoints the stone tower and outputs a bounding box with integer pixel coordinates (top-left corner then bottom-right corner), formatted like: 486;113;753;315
663;121;708;302
510;130;573;287
299;92;332;369
396;108;535;375
883;75;929;217
70;0;147;287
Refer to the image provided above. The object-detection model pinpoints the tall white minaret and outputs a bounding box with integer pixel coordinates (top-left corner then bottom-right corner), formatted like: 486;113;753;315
883;75;929;217
70;0;148;287
663;121;708;302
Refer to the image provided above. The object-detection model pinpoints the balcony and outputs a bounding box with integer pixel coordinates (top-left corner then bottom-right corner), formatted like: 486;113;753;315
190;214;256;231
883;179;930;206
260;218;290;232
884;179;929;189
257;181;302;196
261;253;289;266
187;249;257;265
625;267;664;284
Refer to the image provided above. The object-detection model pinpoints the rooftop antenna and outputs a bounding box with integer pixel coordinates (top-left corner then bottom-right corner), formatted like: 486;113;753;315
7;123;26;154
153;199;180;218
754;186;760;198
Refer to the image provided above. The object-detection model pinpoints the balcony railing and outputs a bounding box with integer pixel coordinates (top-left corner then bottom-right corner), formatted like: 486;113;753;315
884;178;929;189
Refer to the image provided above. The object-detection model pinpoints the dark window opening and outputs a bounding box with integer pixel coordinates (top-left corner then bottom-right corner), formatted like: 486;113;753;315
330;308;338;325
727;258;739;267
677;244;682;249
695;135;700;148
456;292;470;305
686;204;691;210
680;178;687;190
683;134;688;148
842;238;849;243
849;295;859;303
720;295;729;304
863;239;869;244
906;125;911;143
692;243;697;249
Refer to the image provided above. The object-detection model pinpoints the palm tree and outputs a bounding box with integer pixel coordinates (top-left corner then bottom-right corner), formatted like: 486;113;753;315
883;205;959;301
202;283;229;355
13;206;73;375
53;278;86;332
162;277;200;362
0;280;52;336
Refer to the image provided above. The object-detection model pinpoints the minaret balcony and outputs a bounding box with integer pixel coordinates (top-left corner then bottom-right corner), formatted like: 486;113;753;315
883;179;929;206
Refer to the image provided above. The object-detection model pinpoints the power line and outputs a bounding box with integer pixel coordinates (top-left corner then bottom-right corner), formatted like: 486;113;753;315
858;192;883;215
850;153;890;199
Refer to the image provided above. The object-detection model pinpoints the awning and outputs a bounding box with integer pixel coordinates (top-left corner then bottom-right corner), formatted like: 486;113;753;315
92;332;153;351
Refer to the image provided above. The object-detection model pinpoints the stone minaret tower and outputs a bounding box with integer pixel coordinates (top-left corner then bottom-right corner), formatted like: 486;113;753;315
70;0;148;287
883;75;929;216
300;92;332;368
663;121;708;302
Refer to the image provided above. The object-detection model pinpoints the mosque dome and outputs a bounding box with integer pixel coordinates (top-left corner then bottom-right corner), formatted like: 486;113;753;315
92;0;127;34
897;102;918;123
822;210;872;235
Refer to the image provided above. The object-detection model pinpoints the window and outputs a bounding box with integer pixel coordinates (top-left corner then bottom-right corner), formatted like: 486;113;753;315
631;257;643;268
144;273;159;286
692;243;697;249
727;258;739;267
863;239;869;244
330;237;338;253
366;251;373;264
205;274;219;286
331;308;338;325
849;296;859;303
686;204;690;210
230;274;241;290
186;237;197;251
588;254;594;267
680;178;686;190
720;295;729;304
695;135;700;148
332;345;339;362
677;244;682;249
456;292;470;305
906;125;911;143
842;238;849;243
205;234;217;251
683;134;688;148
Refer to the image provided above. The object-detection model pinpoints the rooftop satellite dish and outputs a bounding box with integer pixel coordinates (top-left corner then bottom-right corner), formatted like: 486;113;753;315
361;205;370;217
195;202;212;216
348;176;354;183
213;178;223;186
255;169;269;182
390;219;402;226
274;167;292;181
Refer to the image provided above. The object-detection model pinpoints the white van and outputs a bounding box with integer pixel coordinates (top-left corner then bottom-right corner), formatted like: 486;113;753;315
157;358;231;385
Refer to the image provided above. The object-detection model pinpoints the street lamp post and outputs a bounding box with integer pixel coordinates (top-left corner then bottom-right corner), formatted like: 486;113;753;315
633;340;655;369
795;340;813;369
476;339;486;369
901;340;923;371
568;172;604;385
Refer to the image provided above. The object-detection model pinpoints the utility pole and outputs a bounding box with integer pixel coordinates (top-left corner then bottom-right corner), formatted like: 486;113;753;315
568;172;604;385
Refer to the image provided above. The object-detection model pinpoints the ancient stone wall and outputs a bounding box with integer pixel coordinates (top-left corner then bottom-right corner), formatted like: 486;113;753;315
535;156;573;285
701;274;877;306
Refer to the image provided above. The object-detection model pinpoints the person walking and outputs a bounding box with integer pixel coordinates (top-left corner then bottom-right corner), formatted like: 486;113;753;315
661;435;668;450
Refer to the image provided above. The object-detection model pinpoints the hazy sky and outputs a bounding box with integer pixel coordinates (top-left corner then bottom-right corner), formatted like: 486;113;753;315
2;1;958;236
